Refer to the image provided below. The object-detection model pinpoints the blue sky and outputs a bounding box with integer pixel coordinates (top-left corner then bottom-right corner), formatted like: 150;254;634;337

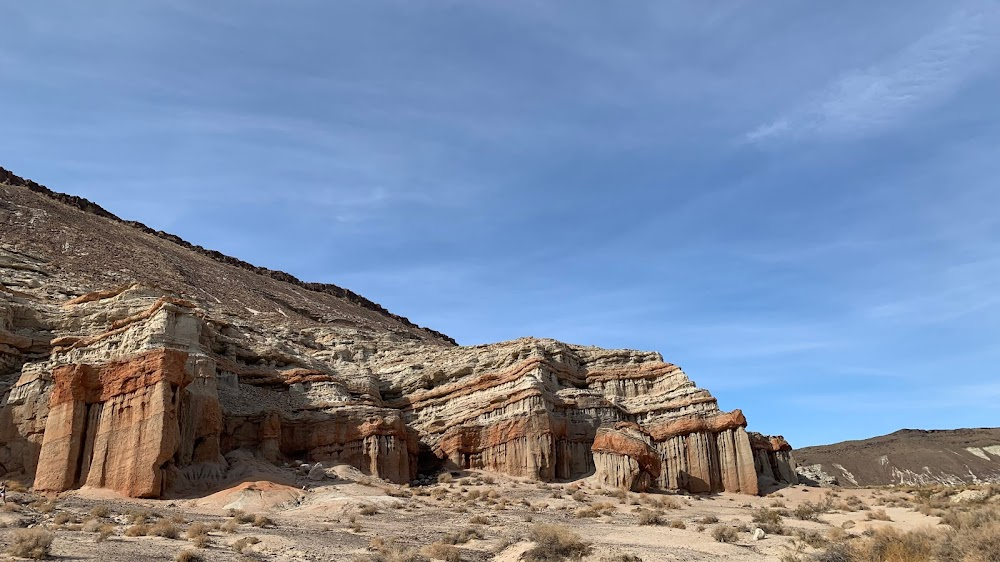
2;1;999;447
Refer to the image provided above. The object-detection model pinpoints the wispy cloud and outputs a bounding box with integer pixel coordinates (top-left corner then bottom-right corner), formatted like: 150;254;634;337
747;2;1000;142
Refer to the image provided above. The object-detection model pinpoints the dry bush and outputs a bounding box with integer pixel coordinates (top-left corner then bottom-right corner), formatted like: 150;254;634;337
421;542;461;562
97;524;115;542
793;529;828;548
252;514;273;527
29;499;56;513
53;512;71;525
437;473;454;484
711;525;739;543
697;515;719;524
601;556;642;562
770;500;787;508
150;520;180;539
359;505;378;516
643;496;680;510
175;550;203;562
7;528;54;559
441;527;483;545
128;509;153;525
522;524;592;562
752;508;785;535
668;519;686;529
793;501;829;521
601;488;627;500
866;509;892;521
636;509;663;526
227;509;256;524
848;527;935;562
571;490;588;503
222;518;240;533
232;536;261;554
937;504;1000;562
89;504;111;518
468;515;489;525
356;540;429;562
83;518;104;532
125;524;149;537
3;502;21;512
186;522;209;538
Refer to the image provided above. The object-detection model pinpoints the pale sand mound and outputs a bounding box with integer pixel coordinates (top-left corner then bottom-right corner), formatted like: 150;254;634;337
192;480;304;512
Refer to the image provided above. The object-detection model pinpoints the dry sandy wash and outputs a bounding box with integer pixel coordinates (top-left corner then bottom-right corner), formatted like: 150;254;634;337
0;464;949;562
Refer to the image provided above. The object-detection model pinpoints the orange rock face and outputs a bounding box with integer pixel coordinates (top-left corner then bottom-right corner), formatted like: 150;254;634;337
35;349;192;497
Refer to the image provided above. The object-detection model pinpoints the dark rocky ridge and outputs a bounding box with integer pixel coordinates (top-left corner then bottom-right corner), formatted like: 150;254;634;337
0;166;455;345
796;428;1000;487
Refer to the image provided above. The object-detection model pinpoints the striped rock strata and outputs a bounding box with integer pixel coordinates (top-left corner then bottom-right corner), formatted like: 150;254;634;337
0;171;794;497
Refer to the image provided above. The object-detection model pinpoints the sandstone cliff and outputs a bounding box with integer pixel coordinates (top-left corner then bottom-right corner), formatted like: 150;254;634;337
0;169;794;497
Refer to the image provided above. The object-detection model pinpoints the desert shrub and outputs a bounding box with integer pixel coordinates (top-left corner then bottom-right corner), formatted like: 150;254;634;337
850;527;935;562
793;529;828;548
150;520;180;539
636;510;662;526
601;488;627;500
667;519;686;529
572;490;588;503
866;509;892;521
437;473;454;484
841;496;868;512
29;500;55;513
125;524;149;536
358;504;378;516
83;518;104;532
711;525;739;543
600;556;643;562
128;509;153;524
252;514;273;527
175;550;203;562
643;496;680;510
794;501;828;521
186;522;209;538
7;528;54;559
89;504;111;518
697;515;719;524
232;536;261;554
522;524;592;562
752;508;785;535
227;509;256;524
222;518;240;533
936;504;1000;562
3;502;21;512
441;527;483;545
53;512;71;525
421;542;461;562
97;524;115;542
468;515;489;525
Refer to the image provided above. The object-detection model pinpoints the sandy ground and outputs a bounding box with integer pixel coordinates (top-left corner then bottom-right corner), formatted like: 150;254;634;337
0;468;946;562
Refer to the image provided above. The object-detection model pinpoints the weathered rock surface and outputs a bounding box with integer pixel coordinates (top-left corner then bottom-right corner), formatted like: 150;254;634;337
0;169;794;497
749;432;798;489
796;428;1000;487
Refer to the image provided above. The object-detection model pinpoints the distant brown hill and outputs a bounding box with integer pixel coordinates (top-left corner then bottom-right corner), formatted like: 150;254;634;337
796;428;1000;487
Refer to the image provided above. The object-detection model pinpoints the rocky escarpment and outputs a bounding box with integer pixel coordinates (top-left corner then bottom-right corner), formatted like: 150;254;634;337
796;428;1000;487
0;170;795;497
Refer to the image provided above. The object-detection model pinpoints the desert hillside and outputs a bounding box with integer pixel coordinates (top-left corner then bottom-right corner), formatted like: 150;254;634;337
0;168;794;502
796;428;1000;487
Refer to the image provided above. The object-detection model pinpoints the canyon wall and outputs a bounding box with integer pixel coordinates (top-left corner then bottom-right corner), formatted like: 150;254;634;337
0;176;796;498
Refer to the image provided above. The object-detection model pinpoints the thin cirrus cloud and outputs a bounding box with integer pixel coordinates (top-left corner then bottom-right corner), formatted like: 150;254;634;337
746;2;1000;142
